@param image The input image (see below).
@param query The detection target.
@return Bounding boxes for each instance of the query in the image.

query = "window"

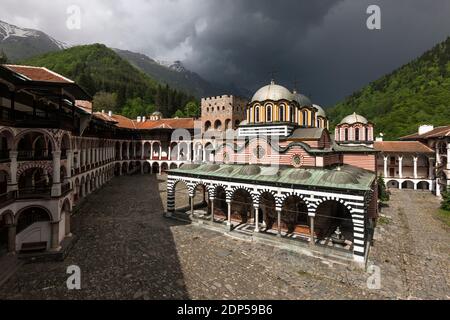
[279,105,285,122]
[355,128,360,141]
[255,106,260,122]
[302,110,308,126]
[289,105,294,122]
[266,105,272,122]
[344,128,349,141]
[365,127,369,141]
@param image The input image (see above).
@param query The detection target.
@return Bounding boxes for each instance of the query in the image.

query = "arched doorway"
[315,201,354,248]
[280,195,309,235]
[260,192,276,231]
[387,180,399,189]
[161,162,168,174]
[230,189,252,224]
[143,162,151,174]
[401,180,414,190]
[152,162,160,174]
[16,206,52,252]
[417,181,429,190]
[212,186,227,221]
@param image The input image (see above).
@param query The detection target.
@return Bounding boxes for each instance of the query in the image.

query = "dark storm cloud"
[1,0,449,105]
[184,0,450,105]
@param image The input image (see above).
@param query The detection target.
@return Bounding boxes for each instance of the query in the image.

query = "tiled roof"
[135,118,195,130]
[374,141,434,153]
[92,112,195,130]
[400,126,450,140]
[4,64,74,83]
[289,128,324,140]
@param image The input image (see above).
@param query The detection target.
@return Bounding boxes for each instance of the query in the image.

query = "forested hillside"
[328,37,450,139]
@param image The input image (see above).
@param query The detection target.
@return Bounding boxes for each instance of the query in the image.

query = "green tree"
[377,176,390,202]
[93,91,118,112]
[121,97,155,119]
[0,50,8,64]
[184,101,200,117]
[441,187,450,211]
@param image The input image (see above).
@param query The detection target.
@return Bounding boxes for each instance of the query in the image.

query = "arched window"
[365,127,369,141]
[355,128,360,141]
[279,105,285,122]
[266,105,272,122]
[344,128,349,141]
[255,106,260,122]
[302,110,308,126]
[289,105,294,122]
[317,119,321,128]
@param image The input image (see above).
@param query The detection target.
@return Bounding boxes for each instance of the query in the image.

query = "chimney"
[375,133,384,142]
[142,116,146,122]
[108,111,113,117]
[101,109,105,114]
[137,116,142,123]
[418,125,434,135]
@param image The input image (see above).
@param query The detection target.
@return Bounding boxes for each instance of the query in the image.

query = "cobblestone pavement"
[370,190,450,299]
[0,176,448,299]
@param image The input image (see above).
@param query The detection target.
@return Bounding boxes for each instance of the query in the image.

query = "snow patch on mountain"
[0,20,66,49]
[155,59,188,73]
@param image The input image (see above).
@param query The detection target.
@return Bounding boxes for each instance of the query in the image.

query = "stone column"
[227,200,232,226]
[436,146,440,165]
[254,205,260,232]
[141,142,145,160]
[203,148,206,163]
[67,150,73,178]
[276,208,282,237]
[65,211,72,237]
[159,145,162,160]
[150,143,153,160]
[8,224,16,253]
[398,156,403,178]
[413,156,418,179]
[190,195,194,215]
[309,216,315,245]
[9,151,18,191]
[383,156,388,177]
[52,151,61,197]
[126,143,130,160]
[210,197,215,222]
[428,158,434,179]
[50,221,61,251]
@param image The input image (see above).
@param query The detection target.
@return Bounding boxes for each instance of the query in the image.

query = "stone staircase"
[0,254,24,288]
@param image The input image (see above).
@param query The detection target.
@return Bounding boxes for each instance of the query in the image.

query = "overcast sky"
[1,0,449,106]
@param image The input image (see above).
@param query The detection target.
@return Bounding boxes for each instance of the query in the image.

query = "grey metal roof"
[313,104,327,118]
[251,81,293,102]
[339,112,368,125]
[289,128,325,140]
[292,92,312,107]
[170,163,376,192]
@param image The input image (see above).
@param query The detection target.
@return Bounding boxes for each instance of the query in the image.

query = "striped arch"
[277,191,311,210]
[229,185,258,204]
[190,181,211,198]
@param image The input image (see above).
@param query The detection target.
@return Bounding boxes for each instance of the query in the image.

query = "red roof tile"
[400,125,450,140]
[92,112,195,130]
[4,64,73,83]
[374,141,434,153]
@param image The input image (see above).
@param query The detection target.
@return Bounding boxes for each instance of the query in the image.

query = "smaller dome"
[200,164,221,172]
[180,163,200,170]
[251,80,293,102]
[339,112,368,125]
[288,170,312,180]
[313,104,326,118]
[238,165,261,176]
[152,111,163,116]
[322,169,359,185]
[293,91,312,107]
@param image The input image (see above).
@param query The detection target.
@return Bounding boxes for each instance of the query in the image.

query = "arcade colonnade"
[166,176,371,263]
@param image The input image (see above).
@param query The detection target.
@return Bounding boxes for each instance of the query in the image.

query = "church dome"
[339,112,368,125]
[292,91,312,107]
[313,104,326,118]
[251,80,293,102]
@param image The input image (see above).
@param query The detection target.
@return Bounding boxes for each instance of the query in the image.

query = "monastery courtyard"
[0,175,448,300]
